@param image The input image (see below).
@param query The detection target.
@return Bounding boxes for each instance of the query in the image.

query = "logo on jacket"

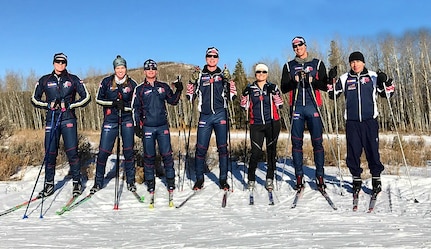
[158,87,165,94]
[360,77,370,85]
[63,81,72,88]
[144,89,152,95]
[47,82,57,88]
[123,87,131,93]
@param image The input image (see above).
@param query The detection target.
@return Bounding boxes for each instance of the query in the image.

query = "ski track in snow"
[1,156,431,249]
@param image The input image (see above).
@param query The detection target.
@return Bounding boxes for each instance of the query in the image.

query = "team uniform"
[94,75,137,191]
[132,79,181,191]
[281,57,328,187]
[187,65,237,189]
[240,81,283,188]
[31,69,90,196]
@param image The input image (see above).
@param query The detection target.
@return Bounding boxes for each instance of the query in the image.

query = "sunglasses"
[293,43,305,48]
[54,60,67,64]
[255,71,268,74]
[206,54,219,58]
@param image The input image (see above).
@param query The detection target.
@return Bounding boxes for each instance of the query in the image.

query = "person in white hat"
[240,63,283,191]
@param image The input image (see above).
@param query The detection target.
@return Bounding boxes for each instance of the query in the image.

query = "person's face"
[350,60,365,74]
[255,70,268,82]
[144,68,157,79]
[114,66,127,79]
[205,53,219,67]
[293,42,307,58]
[53,59,67,73]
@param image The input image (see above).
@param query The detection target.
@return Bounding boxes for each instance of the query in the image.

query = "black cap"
[349,51,365,63]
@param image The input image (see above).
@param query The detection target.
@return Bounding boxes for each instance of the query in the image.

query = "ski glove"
[174,81,183,92]
[272,94,283,109]
[112,99,125,111]
[228,80,237,101]
[240,95,249,110]
[186,82,196,102]
[376,71,388,89]
[328,66,337,83]
[134,126,143,138]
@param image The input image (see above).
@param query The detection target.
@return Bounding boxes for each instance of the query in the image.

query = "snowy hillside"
[1,156,431,248]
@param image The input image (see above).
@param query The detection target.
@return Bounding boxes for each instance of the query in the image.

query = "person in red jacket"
[240,63,283,191]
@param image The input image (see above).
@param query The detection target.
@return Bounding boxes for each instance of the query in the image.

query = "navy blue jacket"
[280,57,328,107]
[332,68,385,121]
[196,66,228,115]
[132,79,181,127]
[31,70,91,121]
[96,75,137,123]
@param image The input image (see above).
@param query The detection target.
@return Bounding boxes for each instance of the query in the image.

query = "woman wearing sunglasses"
[240,63,283,192]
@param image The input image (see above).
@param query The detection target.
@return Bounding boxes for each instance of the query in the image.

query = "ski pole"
[332,73,344,195]
[114,90,123,210]
[243,95,249,191]
[382,77,418,203]
[23,110,62,219]
[308,74,344,195]
[175,75,183,190]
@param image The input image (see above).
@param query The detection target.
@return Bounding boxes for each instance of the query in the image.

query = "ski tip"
[414,199,419,203]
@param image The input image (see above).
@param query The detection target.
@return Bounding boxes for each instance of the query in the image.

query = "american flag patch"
[220,120,227,125]
[66,123,74,128]
[164,130,169,134]
[313,112,320,117]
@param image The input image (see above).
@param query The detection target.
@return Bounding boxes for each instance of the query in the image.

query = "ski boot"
[316,176,326,192]
[72,180,82,197]
[193,178,204,190]
[265,179,274,191]
[372,177,382,194]
[219,179,230,190]
[247,180,255,190]
[167,178,175,191]
[295,175,304,190]
[37,181,54,198]
[127,182,137,192]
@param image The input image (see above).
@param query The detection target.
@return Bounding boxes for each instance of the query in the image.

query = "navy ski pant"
[95,120,135,187]
[291,104,324,178]
[44,117,81,183]
[194,111,229,182]
[141,124,175,181]
[345,119,384,177]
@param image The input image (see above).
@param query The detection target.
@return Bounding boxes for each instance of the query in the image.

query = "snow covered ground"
[1,156,431,249]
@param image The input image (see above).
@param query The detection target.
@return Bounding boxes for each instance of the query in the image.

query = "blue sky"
[1,0,430,80]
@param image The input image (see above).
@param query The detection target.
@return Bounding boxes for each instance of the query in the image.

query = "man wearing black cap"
[31,52,91,198]
[132,59,183,194]
[280,36,330,192]
[328,51,395,203]
[91,55,138,194]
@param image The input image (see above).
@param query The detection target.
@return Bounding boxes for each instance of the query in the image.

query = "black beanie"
[349,51,365,63]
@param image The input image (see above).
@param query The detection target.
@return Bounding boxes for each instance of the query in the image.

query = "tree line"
[0,30,430,134]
